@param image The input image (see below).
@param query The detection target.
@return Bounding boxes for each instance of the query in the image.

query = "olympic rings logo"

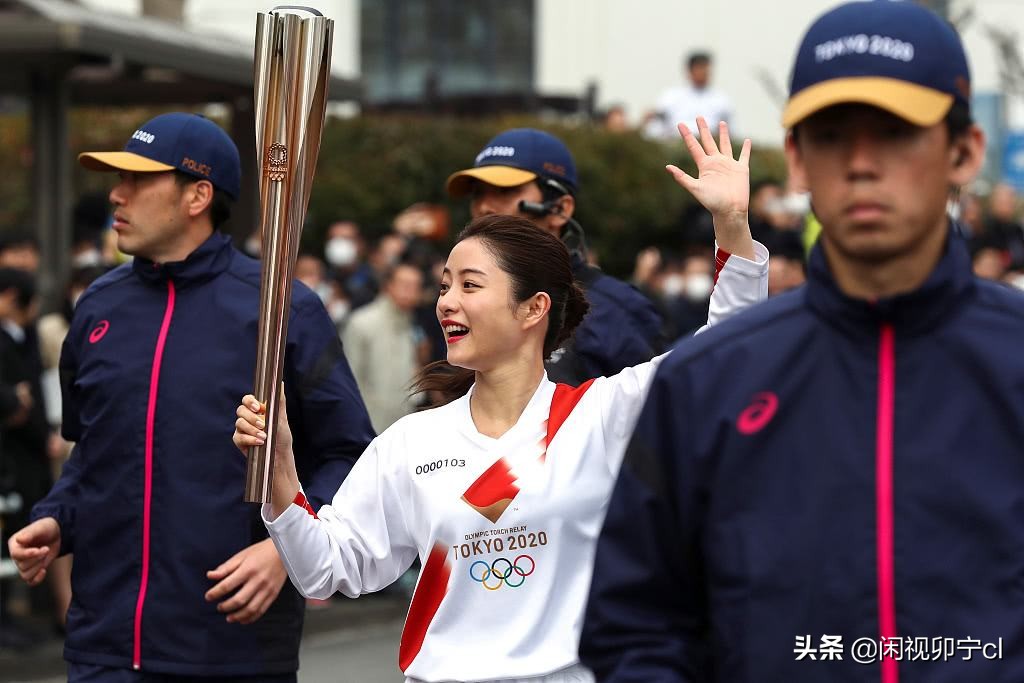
[469,555,535,590]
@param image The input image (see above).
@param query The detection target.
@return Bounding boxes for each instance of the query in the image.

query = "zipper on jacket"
[876,323,898,683]
[133,279,176,670]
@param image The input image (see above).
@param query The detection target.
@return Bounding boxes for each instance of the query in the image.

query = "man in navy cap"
[582,2,1024,681]
[446,128,664,385]
[7,113,375,681]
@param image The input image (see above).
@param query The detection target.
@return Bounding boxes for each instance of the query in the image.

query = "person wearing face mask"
[659,253,716,340]
[324,229,358,268]
[324,220,378,311]
[323,275,354,330]
[70,193,113,270]
[293,251,352,329]
[683,267,715,303]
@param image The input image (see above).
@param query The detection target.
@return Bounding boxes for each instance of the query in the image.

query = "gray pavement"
[0,594,408,683]
[298,618,404,683]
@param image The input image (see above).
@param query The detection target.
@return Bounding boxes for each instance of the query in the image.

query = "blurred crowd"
[959,182,1024,288]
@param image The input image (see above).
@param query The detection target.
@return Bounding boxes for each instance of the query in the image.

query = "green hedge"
[306,115,786,276]
[0,111,786,278]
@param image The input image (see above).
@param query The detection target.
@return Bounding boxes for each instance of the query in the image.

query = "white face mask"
[661,274,686,299]
[244,236,261,257]
[327,300,350,324]
[325,237,358,267]
[71,248,102,269]
[780,192,811,214]
[314,282,333,304]
[767,192,811,216]
[684,272,714,302]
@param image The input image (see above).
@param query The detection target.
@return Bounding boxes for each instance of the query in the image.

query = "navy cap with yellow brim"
[446,166,539,198]
[782,76,954,129]
[78,151,176,174]
[77,112,241,199]
[446,128,578,199]
[782,1,970,129]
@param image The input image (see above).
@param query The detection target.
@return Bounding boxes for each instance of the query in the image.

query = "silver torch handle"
[246,7,333,503]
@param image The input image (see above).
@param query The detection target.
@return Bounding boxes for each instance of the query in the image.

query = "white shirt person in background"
[645,51,734,141]
[232,120,767,683]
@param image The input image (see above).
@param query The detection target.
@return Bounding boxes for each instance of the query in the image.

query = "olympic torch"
[245,6,333,503]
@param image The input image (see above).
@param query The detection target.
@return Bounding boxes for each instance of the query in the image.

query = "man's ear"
[556,193,575,219]
[0,288,16,315]
[184,179,215,219]
[545,194,576,231]
[949,124,986,188]
[784,131,808,192]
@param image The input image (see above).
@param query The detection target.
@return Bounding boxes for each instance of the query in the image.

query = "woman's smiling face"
[437,237,534,372]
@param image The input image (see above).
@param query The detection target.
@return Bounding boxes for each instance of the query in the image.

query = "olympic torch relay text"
[453,526,550,560]
[794,635,1004,663]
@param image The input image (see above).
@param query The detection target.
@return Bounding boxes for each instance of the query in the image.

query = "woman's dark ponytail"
[550,281,588,355]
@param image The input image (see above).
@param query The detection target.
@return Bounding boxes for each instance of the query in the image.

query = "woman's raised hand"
[667,117,755,260]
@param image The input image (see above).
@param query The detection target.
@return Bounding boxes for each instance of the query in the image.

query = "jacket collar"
[132,231,234,288]
[805,225,975,337]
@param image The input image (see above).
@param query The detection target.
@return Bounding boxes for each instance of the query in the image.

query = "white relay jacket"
[265,243,769,682]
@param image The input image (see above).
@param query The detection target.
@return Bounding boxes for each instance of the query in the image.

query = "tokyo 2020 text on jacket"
[31,232,376,677]
[582,229,1024,683]
[263,243,769,682]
